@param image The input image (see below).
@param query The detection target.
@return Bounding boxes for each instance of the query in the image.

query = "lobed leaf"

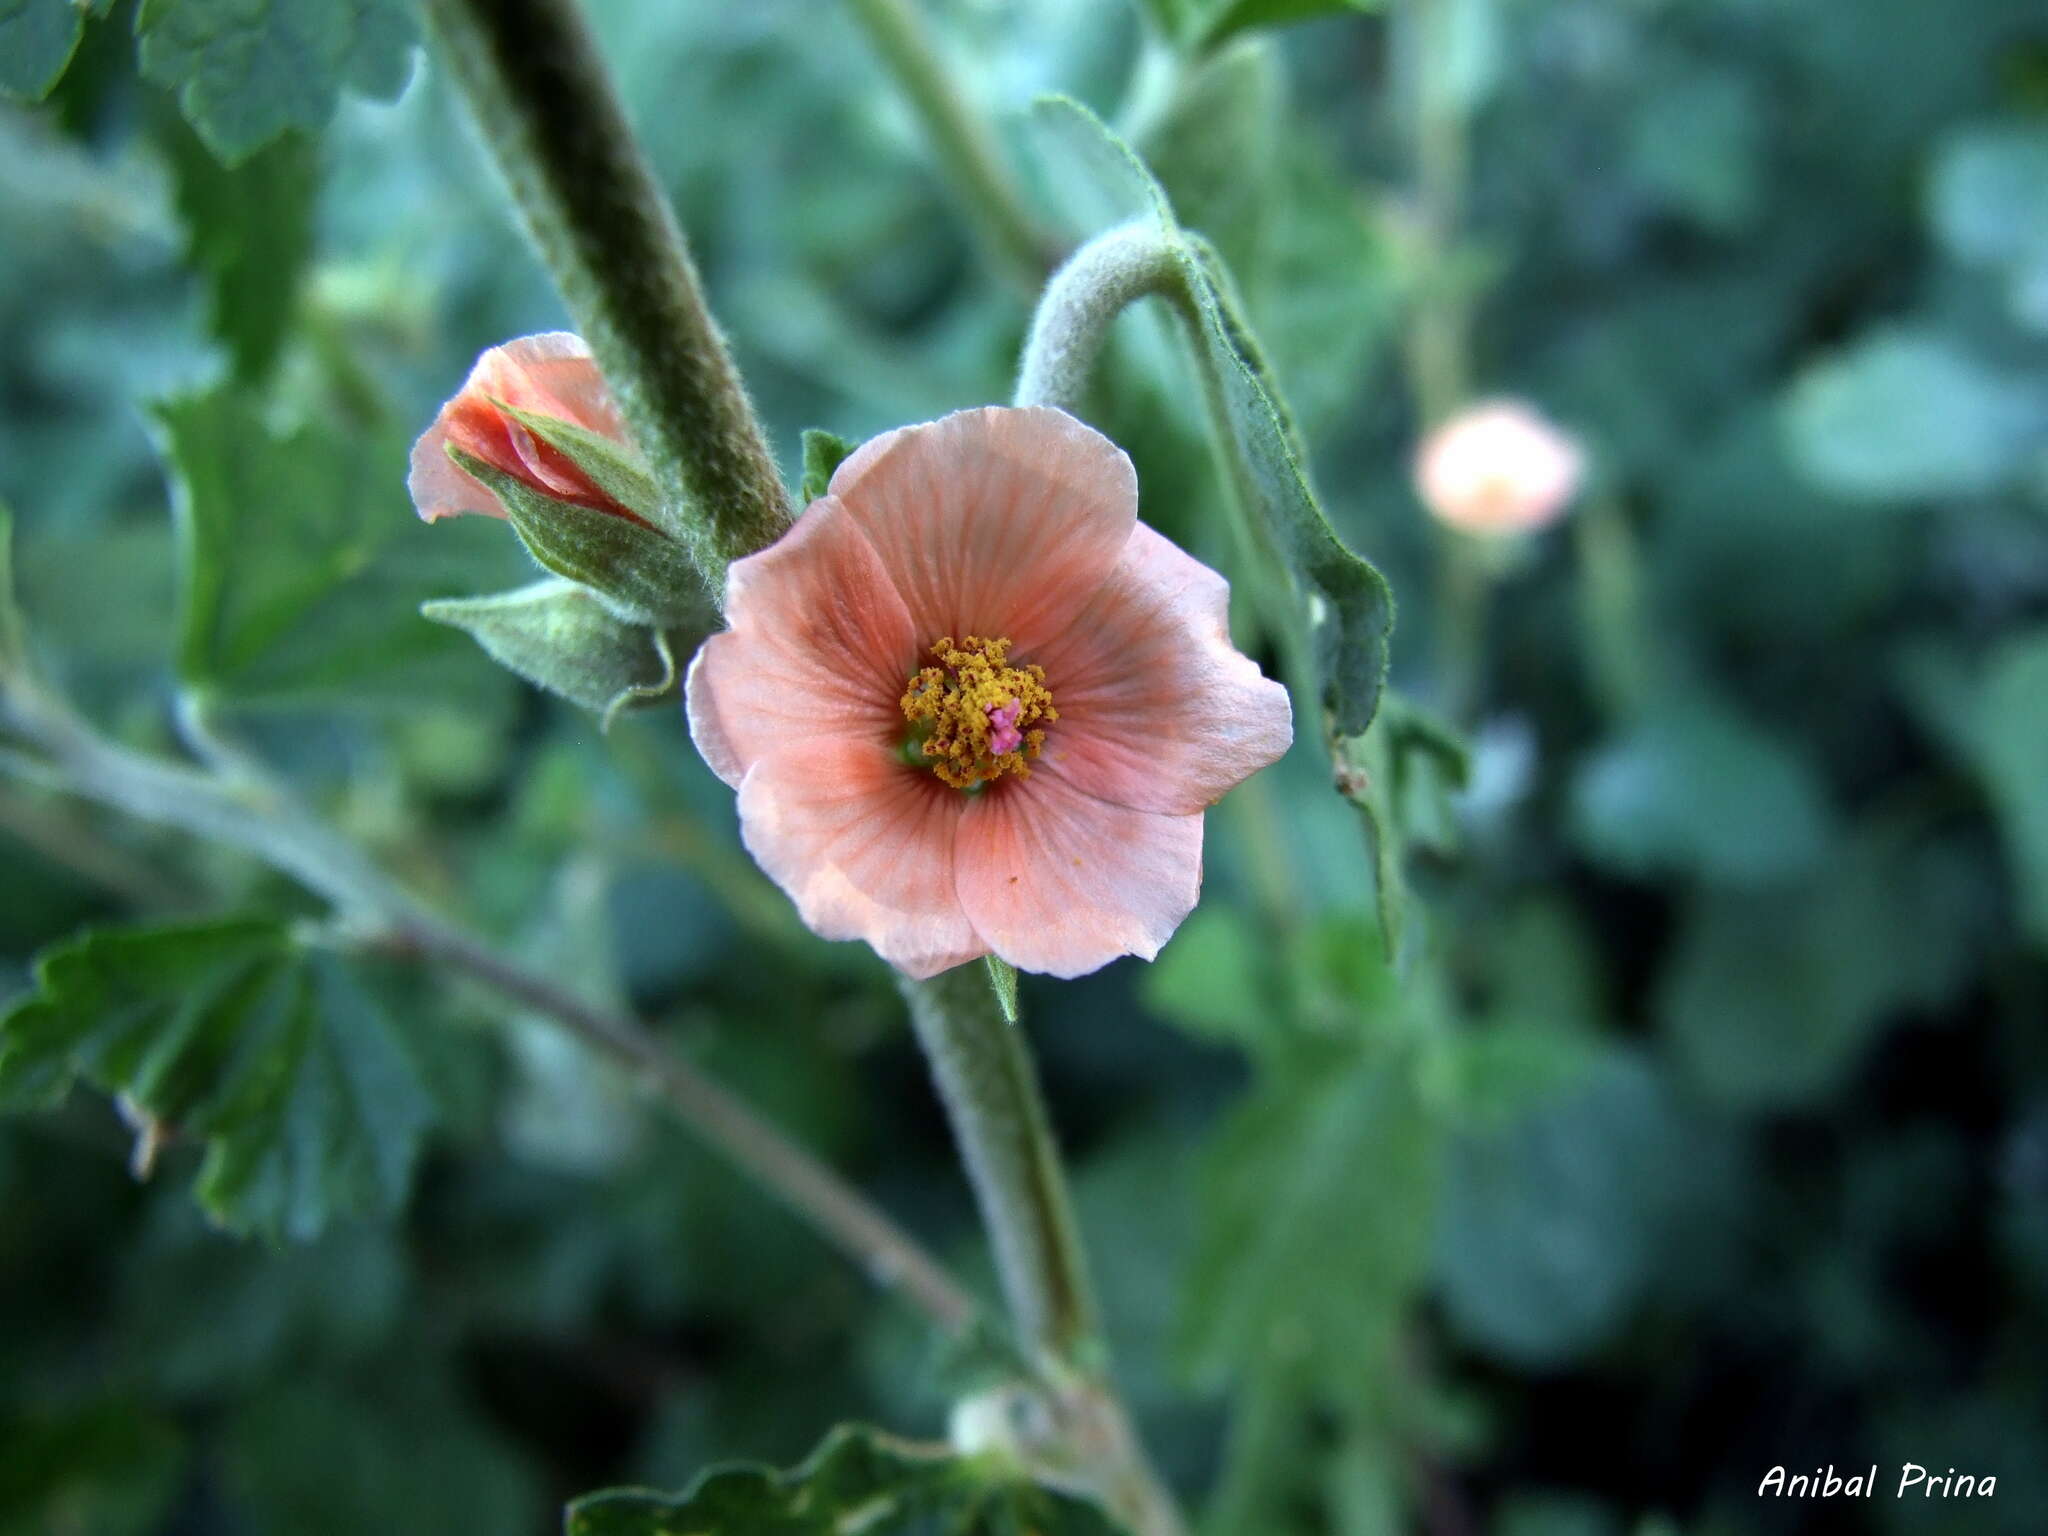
[0,918,434,1241]
[135,0,416,163]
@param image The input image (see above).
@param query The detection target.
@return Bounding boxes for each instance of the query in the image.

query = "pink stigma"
[986,699,1024,755]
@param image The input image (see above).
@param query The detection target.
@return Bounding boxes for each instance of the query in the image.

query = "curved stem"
[844,0,1054,285]
[1014,221,1182,413]
[0,683,974,1334]
[418,0,792,591]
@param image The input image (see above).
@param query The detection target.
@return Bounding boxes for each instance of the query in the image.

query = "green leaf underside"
[450,447,706,627]
[1027,95,1393,741]
[494,401,662,523]
[0,918,433,1241]
[153,383,521,712]
[422,579,676,718]
[567,1422,1126,1536]
[135,0,417,163]
[0,0,91,99]
[799,428,859,506]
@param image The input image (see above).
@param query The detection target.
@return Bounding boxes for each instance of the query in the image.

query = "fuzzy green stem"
[845,0,1054,285]
[898,966,1096,1364]
[418,0,791,591]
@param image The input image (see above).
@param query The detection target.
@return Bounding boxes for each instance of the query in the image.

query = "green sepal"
[492,401,662,525]
[448,446,706,627]
[984,955,1022,1025]
[799,428,859,506]
[567,1421,1126,1535]
[421,578,679,725]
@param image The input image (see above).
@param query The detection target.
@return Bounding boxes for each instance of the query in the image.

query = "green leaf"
[0,918,434,1240]
[0,0,98,99]
[222,1370,544,1536]
[1656,837,1983,1110]
[1929,124,2048,332]
[1182,1036,1439,1395]
[1782,327,2048,502]
[0,502,28,680]
[152,383,523,713]
[1569,686,1837,885]
[157,111,316,381]
[799,428,858,505]
[135,0,417,163]
[0,1401,186,1536]
[982,955,1021,1026]
[452,448,708,628]
[1944,630,2048,948]
[1193,0,1376,53]
[1145,905,1268,1045]
[422,579,679,721]
[1435,1052,1680,1366]
[1028,95,1394,740]
[567,1422,1125,1536]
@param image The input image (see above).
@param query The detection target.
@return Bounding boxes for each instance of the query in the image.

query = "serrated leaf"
[1192,0,1376,53]
[152,384,522,713]
[451,448,706,628]
[568,1422,1125,1536]
[157,110,316,381]
[0,0,96,99]
[135,0,417,163]
[422,579,677,719]
[799,428,858,505]
[0,918,434,1240]
[1028,95,1393,741]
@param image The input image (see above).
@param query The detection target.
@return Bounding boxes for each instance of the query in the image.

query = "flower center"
[900,635,1056,790]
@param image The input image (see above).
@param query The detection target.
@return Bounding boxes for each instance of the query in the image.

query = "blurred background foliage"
[2,0,2047,1532]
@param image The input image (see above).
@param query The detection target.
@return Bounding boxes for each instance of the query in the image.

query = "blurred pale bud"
[1413,399,1585,535]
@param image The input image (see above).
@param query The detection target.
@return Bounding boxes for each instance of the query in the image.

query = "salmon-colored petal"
[687,498,920,787]
[826,406,1137,652]
[737,740,983,979]
[1029,524,1292,815]
[955,774,1203,979]
[408,332,626,523]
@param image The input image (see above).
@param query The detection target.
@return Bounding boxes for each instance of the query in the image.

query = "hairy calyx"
[901,635,1056,789]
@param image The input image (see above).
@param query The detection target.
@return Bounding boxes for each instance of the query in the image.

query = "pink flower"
[686,406,1293,980]
[409,332,642,524]
[1413,398,1584,535]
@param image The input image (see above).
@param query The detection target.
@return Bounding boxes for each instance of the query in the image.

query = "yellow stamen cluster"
[900,635,1056,789]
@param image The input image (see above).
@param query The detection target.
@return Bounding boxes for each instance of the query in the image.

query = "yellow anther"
[900,635,1056,789]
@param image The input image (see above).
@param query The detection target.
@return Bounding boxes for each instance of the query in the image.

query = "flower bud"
[409,332,651,525]
[1413,399,1584,535]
